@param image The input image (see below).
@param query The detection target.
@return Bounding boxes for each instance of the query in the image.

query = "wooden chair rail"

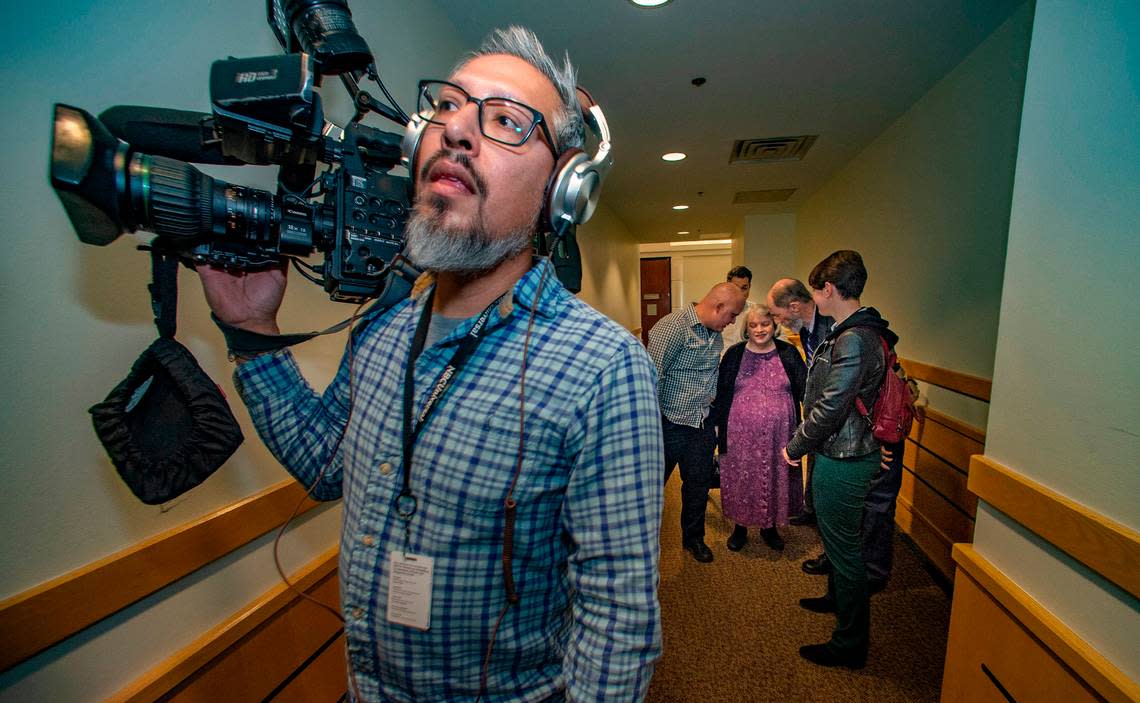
[968,455,1140,600]
[899,357,992,402]
[0,480,322,673]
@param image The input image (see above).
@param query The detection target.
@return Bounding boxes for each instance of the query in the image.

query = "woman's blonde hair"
[746,303,775,327]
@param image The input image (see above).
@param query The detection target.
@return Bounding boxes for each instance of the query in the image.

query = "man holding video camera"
[198,26,662,702]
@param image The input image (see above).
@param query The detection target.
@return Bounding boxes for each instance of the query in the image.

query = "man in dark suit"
[768,277,906,593]
[767,278,833,537]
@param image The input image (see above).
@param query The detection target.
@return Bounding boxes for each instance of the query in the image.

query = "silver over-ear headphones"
[400,87,612,233]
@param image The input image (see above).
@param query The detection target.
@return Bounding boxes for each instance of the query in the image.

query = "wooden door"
[639,257,672,345]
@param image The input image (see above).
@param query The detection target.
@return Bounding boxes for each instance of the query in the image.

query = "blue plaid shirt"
[234,259,663,702]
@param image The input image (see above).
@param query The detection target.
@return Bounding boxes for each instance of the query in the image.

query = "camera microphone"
[98,105,239,166]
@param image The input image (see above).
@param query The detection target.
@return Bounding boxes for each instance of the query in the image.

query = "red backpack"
[855,335,918,444]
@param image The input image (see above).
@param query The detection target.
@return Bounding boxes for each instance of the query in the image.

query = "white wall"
[0,2,463,699]
[741,213,797,295]
[793,3,1034,428]
[577,203,642,332]
[640,242,734,312]
[976,0,1140,679]
[677,253,733,307]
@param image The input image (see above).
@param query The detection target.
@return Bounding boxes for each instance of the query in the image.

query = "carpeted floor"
[647,474,953,703]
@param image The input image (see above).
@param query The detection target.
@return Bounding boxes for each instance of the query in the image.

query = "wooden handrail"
[899,357,992,402]
[0,480,324,672]
[969,455,1140,600]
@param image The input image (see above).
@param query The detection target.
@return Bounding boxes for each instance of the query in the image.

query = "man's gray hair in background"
[455,26,586,154]
[770,278,813,308]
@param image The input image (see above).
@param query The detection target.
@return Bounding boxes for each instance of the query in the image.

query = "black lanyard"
[395,290,503,525]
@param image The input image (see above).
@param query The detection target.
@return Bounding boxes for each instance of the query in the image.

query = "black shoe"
[759,527,785,551]
[789,512,817,527]
[684,540,714,563]
[868,579,887,595]
[798,643,866,669]
[798,596,837,613]
[801,553,832,575]
[726,526,748,552]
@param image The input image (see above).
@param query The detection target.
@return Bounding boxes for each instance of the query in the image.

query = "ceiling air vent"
[729,135,818,164]
[733,189,796,204]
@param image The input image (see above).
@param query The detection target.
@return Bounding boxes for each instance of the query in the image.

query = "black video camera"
[49,0,412,303]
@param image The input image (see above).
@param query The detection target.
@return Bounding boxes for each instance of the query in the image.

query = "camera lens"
[126,154,277,245]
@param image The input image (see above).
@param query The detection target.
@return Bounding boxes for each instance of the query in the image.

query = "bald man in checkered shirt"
[648,282,746,563]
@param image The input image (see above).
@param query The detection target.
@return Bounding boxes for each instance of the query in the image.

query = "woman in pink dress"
[711,305,807,551]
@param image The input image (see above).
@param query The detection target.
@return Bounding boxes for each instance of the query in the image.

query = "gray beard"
[403,197,533,275]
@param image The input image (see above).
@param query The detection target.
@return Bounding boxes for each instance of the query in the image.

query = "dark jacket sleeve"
[776,339,808,426]
[786,330,871,460]
[711,343,744,455]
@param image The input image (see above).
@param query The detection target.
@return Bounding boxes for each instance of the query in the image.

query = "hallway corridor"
[649,474,952,702]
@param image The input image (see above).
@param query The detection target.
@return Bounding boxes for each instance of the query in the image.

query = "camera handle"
[340,69,408,127]
[211,254,422,357]
[148,247,182,340]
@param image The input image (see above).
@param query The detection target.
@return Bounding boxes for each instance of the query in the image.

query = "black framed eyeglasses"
[415,79,558,157]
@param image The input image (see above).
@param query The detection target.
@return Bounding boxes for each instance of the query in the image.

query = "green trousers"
[812,450,881,657]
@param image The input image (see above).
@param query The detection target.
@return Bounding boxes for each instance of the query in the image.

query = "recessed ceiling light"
[629,0,672,6]
[672,205,689,210]
[661,152,686,162]
[677,231,690,235]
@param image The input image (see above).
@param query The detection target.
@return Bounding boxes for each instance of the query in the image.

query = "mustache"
[418,149,488,195]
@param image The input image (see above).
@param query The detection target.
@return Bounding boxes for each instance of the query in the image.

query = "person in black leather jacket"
[782,250,896,669]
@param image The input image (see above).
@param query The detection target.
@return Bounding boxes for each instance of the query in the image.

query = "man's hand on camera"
[196,262,287,335]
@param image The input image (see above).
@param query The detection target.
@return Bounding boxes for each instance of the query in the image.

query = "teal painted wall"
[794,3,1034,427]
[977,0,1140,680]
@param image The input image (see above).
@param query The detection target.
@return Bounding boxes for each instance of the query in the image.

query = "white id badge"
[386,552,434,631]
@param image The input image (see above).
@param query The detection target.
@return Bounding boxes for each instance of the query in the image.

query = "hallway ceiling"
[432,0,1024,242]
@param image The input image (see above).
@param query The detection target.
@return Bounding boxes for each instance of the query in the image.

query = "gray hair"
[455,26,586,154]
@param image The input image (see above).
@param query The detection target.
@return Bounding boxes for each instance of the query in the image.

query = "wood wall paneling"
[110,548,341,703]
[899,471,975,544]
[947,544,1139,703]
[904,441,976,517]
[165,572,342,702]
[895,403,984,578]
[910,410,985,473]
[269,634,348,703]
[941,562,1105,703]
[894,497,957,580]
[921,407,986,444]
